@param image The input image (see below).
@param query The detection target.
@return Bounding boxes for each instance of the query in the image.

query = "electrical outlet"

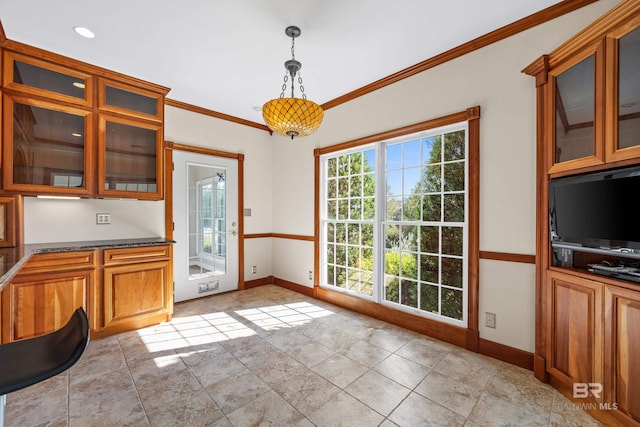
[486,312,496,329]
[96,213,111,224]
[308,270,313,280]
[252,265,257,274]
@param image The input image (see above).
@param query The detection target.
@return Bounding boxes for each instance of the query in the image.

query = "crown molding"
[321,0,598,110]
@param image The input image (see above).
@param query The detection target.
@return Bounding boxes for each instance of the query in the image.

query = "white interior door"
[173,150,239,302]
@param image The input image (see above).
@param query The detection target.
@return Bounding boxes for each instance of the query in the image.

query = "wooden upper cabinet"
[98,114,163,200]
[547,41,604,174]
[96,79,165,200]
[525,3,640,176]
[1,44,169,199]
[2,94,94,196]
[2,51,93,107]
[98,78,163,122]
[605,15,640,163]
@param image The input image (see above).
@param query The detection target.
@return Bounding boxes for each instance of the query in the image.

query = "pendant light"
[262,26,324,139]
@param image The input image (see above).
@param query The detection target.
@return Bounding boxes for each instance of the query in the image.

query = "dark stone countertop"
[0,237,174,291]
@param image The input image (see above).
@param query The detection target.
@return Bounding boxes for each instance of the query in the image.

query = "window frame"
[314,106,480,334]
[320,123,469,326]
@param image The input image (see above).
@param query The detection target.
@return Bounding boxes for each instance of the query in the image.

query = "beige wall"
[268,0,619,352]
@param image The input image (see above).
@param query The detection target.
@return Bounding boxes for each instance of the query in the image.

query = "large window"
[321,122,468,326]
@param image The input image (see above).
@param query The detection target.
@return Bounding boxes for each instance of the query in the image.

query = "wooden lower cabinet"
[547,269,640,426]
[547,270,603,392]
[1,271,93,342]
[605,285,640,425]
[0,244,173,343]
[1,250,97,343]
[95,245,172,337]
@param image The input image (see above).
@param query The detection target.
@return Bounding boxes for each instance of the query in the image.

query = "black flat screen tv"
[548,165,640,256]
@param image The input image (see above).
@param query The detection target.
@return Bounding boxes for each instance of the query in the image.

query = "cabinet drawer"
[19,250,97,274]
[103,245,170,265]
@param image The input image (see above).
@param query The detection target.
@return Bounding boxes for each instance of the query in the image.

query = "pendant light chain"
[279,74,288,98]
[276,31,308,100]
[291,34,308,100]
[298,73,306,100]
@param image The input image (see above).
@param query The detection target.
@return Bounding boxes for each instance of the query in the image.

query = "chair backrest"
[0,307,90,395]
[48,307,90,371]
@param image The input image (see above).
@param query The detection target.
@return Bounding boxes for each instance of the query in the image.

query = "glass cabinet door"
[549,43,604,173]
[2,96,93,195]
[2,51,92,107]
[606,21,640,161]
[98,79,162,121]
[617,27,640,149]
[98,115,163,199]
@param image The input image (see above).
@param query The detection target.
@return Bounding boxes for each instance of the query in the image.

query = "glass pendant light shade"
[263,26,323,139]
[262,97,324,139]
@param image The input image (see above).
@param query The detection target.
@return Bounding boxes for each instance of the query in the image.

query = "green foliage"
[401,280,418,308]
[444,130,465,161]
[442,288,463,320]
[385,278,399,303]
[385,251,417,279]
[420,284,438,313]
[203,239,212,253]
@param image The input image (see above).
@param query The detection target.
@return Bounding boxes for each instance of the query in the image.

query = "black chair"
[0,307,89,427]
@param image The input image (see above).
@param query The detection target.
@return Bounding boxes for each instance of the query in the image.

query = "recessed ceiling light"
[621,101,638,109]
[73,26,95,39]
[252,106,262,111]
[71,132,82,137]
[73,82,85,89]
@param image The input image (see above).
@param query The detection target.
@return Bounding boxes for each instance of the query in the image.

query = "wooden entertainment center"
[524,1,640,425]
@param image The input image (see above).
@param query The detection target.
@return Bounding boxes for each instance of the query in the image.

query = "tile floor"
[5,285,603,426]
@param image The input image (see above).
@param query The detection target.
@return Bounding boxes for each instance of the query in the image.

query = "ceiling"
[1,0,565,125]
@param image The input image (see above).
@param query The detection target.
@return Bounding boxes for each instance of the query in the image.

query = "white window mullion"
[373,141,385,304]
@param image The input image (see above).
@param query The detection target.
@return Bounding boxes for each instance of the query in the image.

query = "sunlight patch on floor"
[136,299,335,367]
[235,301,335,331]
